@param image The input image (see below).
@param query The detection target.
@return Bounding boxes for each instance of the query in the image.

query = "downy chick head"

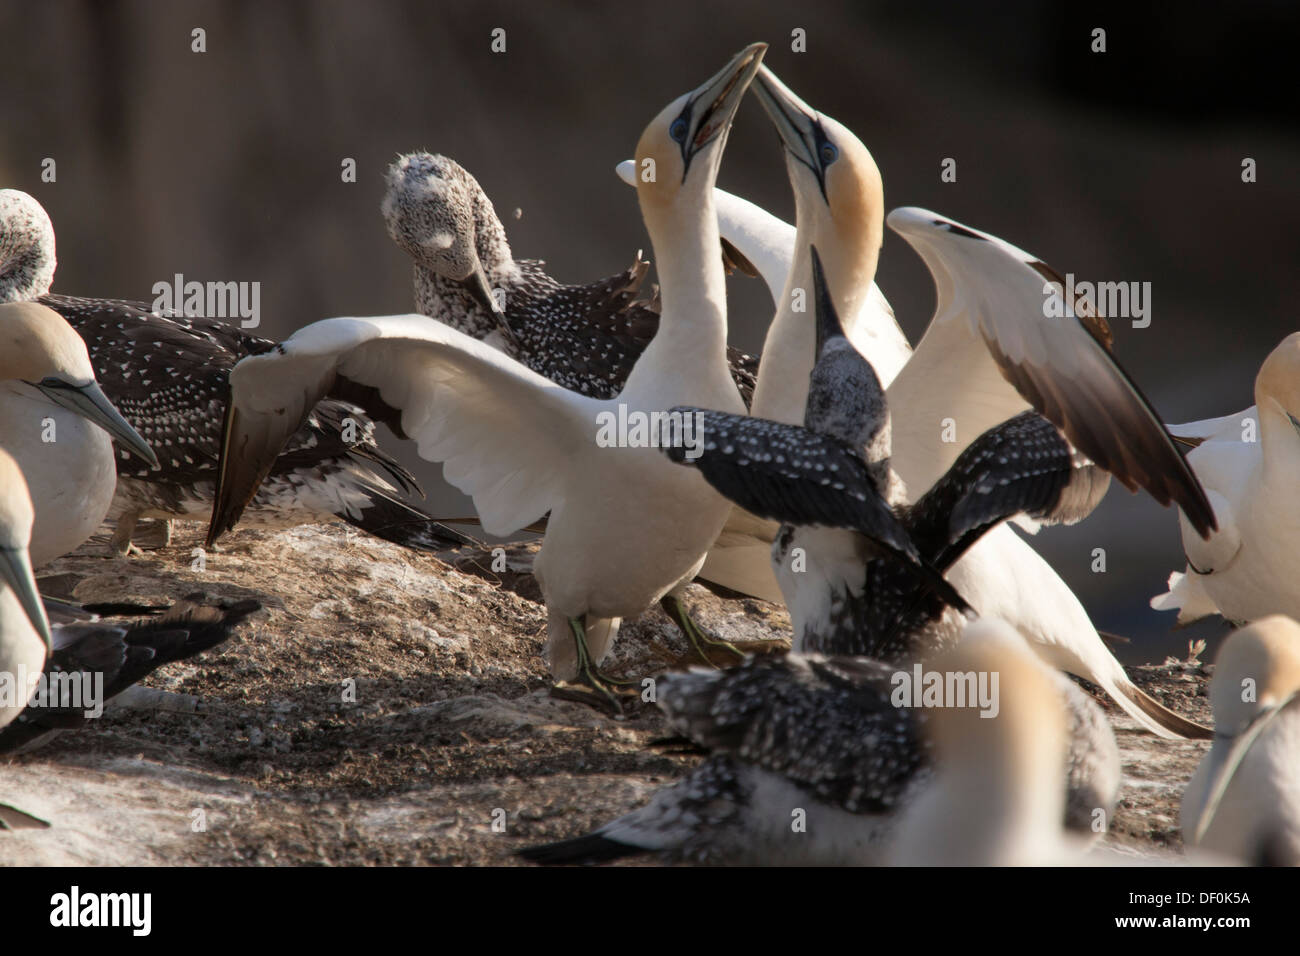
[0,189,56,302]
[382,152,513,308]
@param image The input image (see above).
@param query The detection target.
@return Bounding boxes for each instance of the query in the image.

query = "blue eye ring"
[670,118,689,143]
[819,141,839,165]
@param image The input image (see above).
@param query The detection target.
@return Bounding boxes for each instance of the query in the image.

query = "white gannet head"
[1254,332,1300,439]
[381,152,514,314]
[633,43,766,223]
[0,189,57,303]
[1210,615,1300,735]
[893,618,1071,865]
[751,66,884,311]
[0,447,51,649]
[0,301,159,467]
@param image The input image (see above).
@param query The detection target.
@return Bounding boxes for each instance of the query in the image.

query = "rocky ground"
[0,521,1213,866]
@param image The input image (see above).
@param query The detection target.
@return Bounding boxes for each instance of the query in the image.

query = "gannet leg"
[134,518,174,550]
[659,594,745,667]
[550,616,638,716]
[109,513,140,556]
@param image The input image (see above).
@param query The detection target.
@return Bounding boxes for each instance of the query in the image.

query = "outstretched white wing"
[885,207,1215,538]
[211,315,604,541]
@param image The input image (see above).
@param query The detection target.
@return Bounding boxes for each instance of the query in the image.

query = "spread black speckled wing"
[860,412,1111,659]
[665,406,966,609]
[909,410,1111,570]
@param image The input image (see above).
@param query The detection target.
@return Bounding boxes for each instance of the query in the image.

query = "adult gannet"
[0,301,158,566]
[0,448,51,830]
[0,591,261,755]
[382,153,759,402]
[1152,335,1300,626]
[0,188,471,555]
[1181,615,1300,865]
[206,45,769,710]
[518,618,1112,865]
[888,619,1079,865]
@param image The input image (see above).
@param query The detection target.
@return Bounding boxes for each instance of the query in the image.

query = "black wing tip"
[516,832,646,866]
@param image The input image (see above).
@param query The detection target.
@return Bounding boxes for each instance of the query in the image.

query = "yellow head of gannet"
[0,301,158,467]
[1254,332,1300,450]
[0,447,51,650]
[1184,615,1300,858]
[750,65,883,318]
[1211,615,1300,734]
[892,618,1071,865]
[633,43,767,229]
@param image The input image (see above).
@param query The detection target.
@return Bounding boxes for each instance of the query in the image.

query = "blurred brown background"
[3,0,1297,661]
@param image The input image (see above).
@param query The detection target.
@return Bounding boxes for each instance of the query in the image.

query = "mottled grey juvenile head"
[0,189,56,302]
[804,245,891,469]
[381,153,517,313]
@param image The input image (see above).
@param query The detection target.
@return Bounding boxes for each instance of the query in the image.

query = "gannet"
[888,619,1079,865]
[518,619,1113,865]
[0,591,261,755]
[382,153,759,402]
[1152,334,1300,626]
[670,248,1104,658]
[0,448,51,830]
[635,69,1221,734]
[206,45,769,710]
[0,188,472,555]
[1181,615,1300,865]
[0,301,158,566]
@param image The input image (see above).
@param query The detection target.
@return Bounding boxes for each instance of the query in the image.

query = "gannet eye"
[820,142,839,165]
[670,118,689,143]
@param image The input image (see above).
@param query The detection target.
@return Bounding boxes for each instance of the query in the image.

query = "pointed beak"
[0,544,51,651]
[810,245,845,356]
[752,65,824,188]
[681,42,767,172]
[459,257,521,349]
[33,378,160,469]
[1192,688,1300,845]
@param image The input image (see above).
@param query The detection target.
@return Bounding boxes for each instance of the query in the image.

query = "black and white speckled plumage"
[1,190,472,553]
[816,411,1111,661]
[664,248,1107,660]
[382,152,758,404]
[0,593,261,754]
[37,294,473,553]
[520,648,1117,864]
[520,653,932,865]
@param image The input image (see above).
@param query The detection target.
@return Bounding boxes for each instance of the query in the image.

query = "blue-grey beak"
[33,377,159,468]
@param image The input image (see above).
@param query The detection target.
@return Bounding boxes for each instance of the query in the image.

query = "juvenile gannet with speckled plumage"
[518,618,1113,865]
[1181,615,1300,865]
[1153,335,1300,627]
[206,45,768,711]
[382,153,759,403]
[0,188,472,556]
[0,301,158,566]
